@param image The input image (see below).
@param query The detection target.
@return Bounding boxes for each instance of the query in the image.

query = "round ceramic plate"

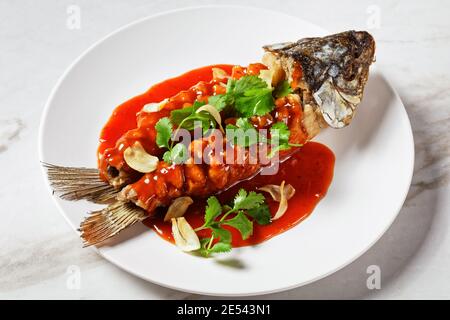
[39,6,414,296]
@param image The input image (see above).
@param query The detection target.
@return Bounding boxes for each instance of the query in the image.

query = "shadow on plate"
[215,258,246,270]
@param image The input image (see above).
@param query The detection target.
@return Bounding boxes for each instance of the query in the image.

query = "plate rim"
[38,5,415,296]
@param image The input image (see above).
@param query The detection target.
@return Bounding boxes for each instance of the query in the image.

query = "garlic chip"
[142,99,168,113]
[259,183,296,202]
[259,181,295,220]
[123,141,159,173]
[212,68,229,80]
[196,104,224,133]
[164,197,194,222]
[171,217,200,252]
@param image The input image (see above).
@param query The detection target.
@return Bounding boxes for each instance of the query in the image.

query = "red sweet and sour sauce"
[98,65,335,247]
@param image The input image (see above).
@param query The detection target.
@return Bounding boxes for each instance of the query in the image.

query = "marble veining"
[0,233,101,292]
[0,119,24,153]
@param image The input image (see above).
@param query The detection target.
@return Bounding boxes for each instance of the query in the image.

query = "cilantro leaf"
[233,189,265,210]
[267,121,303,158]
[233,75,267,93]
[209,241,232,253]
[233,189,248,209]
[204,196,222,226]
[226,118,259,147]
[235,117,255,130]
[162,151,172,163]
[170,101,212,132]
[226,78,237,92]
[211,226,232,243]
[170,100,205,121]
[199,238,232,256]
[222,211,253,240]
[193,100,207,108]
[247,203,271,225]
[170,107,195,125]
[155,117,173,149]
[161,140,188,165]
[270,122,290,145]
[196,188,272,256]
[198,237,232,256]
[209,75,275,117]
[208,95,229,112]
[198,238,213,257]
[235,87,274,117]
[185,114,213,131]
[170,143,188,164]
[274,80,292,98]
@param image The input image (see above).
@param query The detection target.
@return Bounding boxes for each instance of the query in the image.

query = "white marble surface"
[1,0,449,299]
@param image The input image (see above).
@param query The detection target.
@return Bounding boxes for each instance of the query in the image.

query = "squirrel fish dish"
[45,30,375,255]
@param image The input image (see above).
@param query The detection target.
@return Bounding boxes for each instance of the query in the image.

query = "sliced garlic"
[212,68,229,80]
[171,217,200,252]
[196,104,224,133]
[164,196,194,222]
[259,181,294,220]
[273,181,288,220]
[123,141,159,173]
[142,103,159,113]
[259,182,295,202]
[142,99,168,113]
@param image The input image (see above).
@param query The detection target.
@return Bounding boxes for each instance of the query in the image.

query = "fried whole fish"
[45,31,375,246]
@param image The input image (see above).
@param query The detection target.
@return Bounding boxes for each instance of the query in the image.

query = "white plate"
[39,6,414,296]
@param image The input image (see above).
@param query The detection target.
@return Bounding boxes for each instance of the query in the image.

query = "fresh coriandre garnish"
[166,143,188,164]
[208,75,275,117]
[246,203,272,225]
[273,80,293,98]
[268,121,302,157]
[159,73,299,161]
[170,101,214,132]
[270,122,291,145]
[155,117,172,149]
[225,119,301,156]
[155,117,188,164]
[233,188,265,210]
[195,189,270,256]
[225,118,259,147]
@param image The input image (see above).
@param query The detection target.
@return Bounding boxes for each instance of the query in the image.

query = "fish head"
[264,31,376,129]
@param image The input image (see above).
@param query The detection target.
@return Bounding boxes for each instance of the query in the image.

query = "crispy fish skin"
[263,31,375,128]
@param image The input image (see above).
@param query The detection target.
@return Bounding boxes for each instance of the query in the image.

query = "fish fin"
[42,162,118,204]
[79,201,147,247]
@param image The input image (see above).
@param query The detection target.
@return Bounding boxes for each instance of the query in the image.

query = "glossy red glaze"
[98,64,335,247]
[148,142,334,247]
